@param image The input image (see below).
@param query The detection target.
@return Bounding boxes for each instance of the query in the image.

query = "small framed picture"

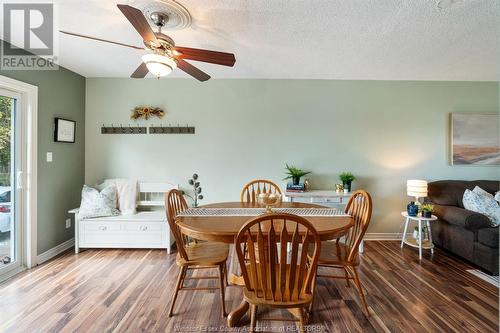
[54,118,76,143]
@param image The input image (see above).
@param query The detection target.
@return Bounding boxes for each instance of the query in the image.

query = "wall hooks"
[101,124,147,134]
[149,125,195,134]
[101,124,195,134]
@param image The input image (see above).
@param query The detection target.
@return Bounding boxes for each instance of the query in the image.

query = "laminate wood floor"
[0,241,497,333]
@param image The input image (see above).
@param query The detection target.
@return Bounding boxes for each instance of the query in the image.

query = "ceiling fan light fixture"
[141,53,177,77]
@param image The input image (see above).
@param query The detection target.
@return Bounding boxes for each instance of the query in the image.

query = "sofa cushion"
[430,219,475,262]
[474,242,499,275]
[433,204,491,230]
[463,189,500,227]
[428,180,499,208]
[477,228,499,249]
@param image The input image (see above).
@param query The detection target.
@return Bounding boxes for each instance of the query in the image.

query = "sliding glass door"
[0,89,21,275]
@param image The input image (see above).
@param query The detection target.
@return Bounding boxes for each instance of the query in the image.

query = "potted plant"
[420,203,434,218]
[185,173,204,207]
[413,225,428,244]
[283,164,311,185]
[339,172,355,192]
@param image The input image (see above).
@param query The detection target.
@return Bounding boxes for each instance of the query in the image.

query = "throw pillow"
[78,185,120,219]
[495,191,500,204]
[99,179,137,215]
[463,189,500,227]
[473,186,494,199]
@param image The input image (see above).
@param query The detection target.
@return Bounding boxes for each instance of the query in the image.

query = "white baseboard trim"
[364,233,408,240]
[37,238,74,265]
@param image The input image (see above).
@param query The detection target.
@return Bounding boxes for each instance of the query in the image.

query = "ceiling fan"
[60,4,235,81]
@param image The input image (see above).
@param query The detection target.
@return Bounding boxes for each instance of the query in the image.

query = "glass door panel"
[0,91,18,273]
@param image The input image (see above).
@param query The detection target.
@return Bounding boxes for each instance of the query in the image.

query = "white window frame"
[0,75,37,281]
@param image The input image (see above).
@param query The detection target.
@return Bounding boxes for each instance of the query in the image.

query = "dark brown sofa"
[427,180,499,275]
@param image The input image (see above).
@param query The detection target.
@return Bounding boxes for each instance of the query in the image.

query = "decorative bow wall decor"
[130,106,165,120]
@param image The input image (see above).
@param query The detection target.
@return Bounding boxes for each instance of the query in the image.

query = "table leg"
[227,300,249,327]
[418,220,422,260]
[401,217,409,248]
[427,220,434,254]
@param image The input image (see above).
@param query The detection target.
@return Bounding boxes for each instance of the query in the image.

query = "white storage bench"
[69,182,178,254]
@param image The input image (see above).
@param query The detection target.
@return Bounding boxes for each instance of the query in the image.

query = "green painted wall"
[1,52,85,254]
[85,79,499,235]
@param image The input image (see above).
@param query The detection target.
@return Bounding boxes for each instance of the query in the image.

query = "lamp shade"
[407,180,428,198]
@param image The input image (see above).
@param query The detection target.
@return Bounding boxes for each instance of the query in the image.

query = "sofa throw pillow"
[78,185,120,220]
[473,186,494,199]
[463,189,500,227]
[495,191,500,204]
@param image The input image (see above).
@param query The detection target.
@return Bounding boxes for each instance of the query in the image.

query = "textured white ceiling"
[39,0,500,79]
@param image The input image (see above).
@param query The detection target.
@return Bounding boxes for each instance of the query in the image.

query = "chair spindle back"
[235,213,321,302]
[343,190,373,262]
[240,179,283,204]
[166,189,190,261]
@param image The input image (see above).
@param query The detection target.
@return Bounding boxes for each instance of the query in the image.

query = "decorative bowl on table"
[257,193,282,213]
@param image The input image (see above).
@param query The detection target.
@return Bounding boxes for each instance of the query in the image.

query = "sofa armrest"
[432,204,491,230]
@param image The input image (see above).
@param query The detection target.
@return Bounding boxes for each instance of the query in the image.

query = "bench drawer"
[123,223,162,232]
[84,222,122,232]
[79,221,168,248]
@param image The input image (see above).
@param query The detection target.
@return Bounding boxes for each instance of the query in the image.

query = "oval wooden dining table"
[176,201,354,327]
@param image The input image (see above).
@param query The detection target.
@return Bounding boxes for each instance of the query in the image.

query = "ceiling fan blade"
[176,59,211,82]
[174,46,236,67]
[131,62,149,78]
[60,31,144,50]
[117,4,158,45]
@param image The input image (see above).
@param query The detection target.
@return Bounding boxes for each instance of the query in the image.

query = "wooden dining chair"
[240,179,283,203]
[308,190,372,316]
[166,189,229,317]
[235,213,321,332]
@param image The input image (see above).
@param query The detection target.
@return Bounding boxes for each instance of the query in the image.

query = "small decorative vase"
[413,227,427,244]
[343,181,352,192]
[413,229,419,243]
[304,178,311,191]
[292,176,301,186]
[407,202,418,217]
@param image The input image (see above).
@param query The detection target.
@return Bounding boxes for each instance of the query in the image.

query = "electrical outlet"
[46,152,53,162]
[65,218,71,229]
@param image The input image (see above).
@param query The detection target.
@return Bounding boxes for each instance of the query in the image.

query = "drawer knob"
[140,226,148,231]
[99,226,107,231]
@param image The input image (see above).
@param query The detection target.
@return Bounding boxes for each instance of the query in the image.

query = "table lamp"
[407,180,428,205]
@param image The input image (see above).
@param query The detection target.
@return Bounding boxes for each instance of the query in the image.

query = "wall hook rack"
[101,124,147,134]
[149,125,195,134]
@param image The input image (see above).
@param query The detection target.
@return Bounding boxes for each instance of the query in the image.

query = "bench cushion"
[84,211,166,222]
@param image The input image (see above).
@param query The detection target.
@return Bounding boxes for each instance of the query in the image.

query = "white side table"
[401,211,437,260]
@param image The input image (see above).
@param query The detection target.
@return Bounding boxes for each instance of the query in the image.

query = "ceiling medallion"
[131,0,191,31]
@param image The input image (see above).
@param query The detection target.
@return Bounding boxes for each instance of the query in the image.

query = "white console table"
[284,190,364,252]
[284,190,352,208]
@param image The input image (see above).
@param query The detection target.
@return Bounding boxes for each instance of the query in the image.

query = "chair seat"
[176,242,229,266]
[242,263,313,308]
[308,241,359,266]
